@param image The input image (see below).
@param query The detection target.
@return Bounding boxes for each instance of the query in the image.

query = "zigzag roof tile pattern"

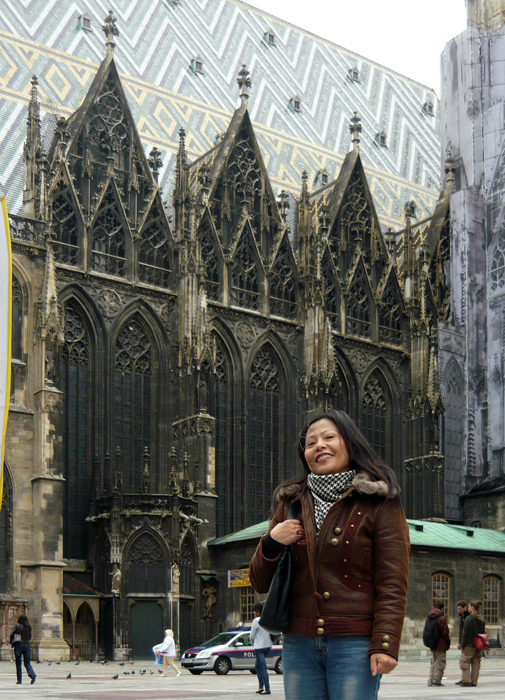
[0,0,441,228]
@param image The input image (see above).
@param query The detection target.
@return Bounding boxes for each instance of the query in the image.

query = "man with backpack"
[459,599,487,687]
[424,599,451,686]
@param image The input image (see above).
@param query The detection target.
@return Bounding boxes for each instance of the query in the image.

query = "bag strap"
[287,500,300,520]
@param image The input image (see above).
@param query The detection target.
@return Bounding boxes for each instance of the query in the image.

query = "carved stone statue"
[111,564,121,594]
[202,584,216,618]
[172,563,180,594]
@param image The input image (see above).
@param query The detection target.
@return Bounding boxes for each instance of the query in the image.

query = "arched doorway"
[129,601,164,659]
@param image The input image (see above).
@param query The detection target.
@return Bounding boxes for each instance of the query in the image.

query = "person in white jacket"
[250,603,273,695]
[153,629,181,677]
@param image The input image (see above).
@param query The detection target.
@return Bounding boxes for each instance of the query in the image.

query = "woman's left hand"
[369,653,397,676]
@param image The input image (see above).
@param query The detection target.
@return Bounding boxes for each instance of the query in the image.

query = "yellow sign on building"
[228,568,251,588]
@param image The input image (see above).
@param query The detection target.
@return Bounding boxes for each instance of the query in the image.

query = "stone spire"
[102,10,119,55]
[349,112,362,152]
[237,64,251,105]
[173,128,189,237]
[23,76,42,218]
[444,145,455,192]
[148,146,163,184]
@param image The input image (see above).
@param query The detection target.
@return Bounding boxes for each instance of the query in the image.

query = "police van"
[181,629,283,675]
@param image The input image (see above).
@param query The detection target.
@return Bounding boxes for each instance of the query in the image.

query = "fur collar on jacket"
[275,471,397,503]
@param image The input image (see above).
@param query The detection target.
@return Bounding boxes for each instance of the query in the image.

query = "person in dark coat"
[454,600,470,685]
[10,614,36,685]
[426,600,450,686]
[250,410,410,700]
[459,600,486,686]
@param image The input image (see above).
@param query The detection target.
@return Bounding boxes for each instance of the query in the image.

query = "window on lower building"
[239,586,255,623]
[483,576,500,624]
[431,573,450,612]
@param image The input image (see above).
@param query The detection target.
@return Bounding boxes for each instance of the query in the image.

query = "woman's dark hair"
[275,410,399,501]
[17,614,31,631]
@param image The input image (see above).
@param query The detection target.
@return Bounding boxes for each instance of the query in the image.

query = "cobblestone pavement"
[0,656,503,699]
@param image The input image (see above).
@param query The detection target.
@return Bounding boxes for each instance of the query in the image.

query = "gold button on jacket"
[322,591,330,600]
[330,538,339,546]
[381,642,390,651]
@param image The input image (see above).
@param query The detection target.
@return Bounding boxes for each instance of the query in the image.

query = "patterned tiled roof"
[0,0,441,226]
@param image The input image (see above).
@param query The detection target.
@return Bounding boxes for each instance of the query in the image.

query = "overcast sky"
[243,0,468,94]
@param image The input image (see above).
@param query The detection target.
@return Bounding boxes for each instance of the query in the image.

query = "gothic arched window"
[230,235,259,310]
[0,468,12,591]
[209,337,231,536]
[270,242,297,319]
[114,320,152,491]
[52,181,79,265]
[346,266,371,339]
[362,371,390,462]
[322,254,339,332]
[127,532,167,594]
[442,360,464,520]
[138,202,170,287]
[60,304,92,560]
[198,221,220,301]
[11,277,22,360]
[91,189,126,276]
[490,237,505,291]
[248,346,280,526]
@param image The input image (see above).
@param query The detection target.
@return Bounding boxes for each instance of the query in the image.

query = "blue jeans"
[282,635,381,700]
[14,643,35,684]
[254,646,271,692]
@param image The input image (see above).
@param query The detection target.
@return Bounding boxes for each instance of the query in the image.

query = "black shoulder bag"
[259,500,300,635]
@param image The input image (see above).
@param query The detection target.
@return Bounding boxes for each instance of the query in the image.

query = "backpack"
[423,615,442,649]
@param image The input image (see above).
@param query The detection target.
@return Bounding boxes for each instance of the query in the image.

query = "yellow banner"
[228,569,251,588]
[0,197,12,513]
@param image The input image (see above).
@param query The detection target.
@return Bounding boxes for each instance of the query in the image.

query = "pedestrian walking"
[250,602,273,694]
[153,629,181,677]
[10,613,36,685]
[424,599,450,686]
[459,599,486,687]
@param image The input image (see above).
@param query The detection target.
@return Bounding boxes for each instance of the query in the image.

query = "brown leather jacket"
[249,472,410,660]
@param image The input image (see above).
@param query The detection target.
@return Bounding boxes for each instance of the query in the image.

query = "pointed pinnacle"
[350,112,361,152]
[102,10,119,54]
[237,64,251,103]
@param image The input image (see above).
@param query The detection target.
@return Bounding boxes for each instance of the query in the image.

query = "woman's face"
[304,418,350,475]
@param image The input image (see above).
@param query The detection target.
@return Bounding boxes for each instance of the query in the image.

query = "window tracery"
[362,372,388,461]
[52,181,79,265]
[346,267,371,339]
[491,237,505,291]
[322,254,339,331]
[270,243,296,319]
[138,203,170,287]
[248,347,280,526]
[91,189,127,276]
[180,538,195,596]
[198,223,220,301]
[211,340,230,536]
[11,277,22,360]
[230,236,259,310]
[88,75,131,170]
[60,304,91,559]
[127,532,166,594]
[114,320,152,491]
[332,169,372,255]
[379,288,402,346]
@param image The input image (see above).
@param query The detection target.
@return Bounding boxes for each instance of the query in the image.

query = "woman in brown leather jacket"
[249,410,410,700]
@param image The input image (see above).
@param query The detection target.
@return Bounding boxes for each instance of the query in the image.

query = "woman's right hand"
[270,519,304,545]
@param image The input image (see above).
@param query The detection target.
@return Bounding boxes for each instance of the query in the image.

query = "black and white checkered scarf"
[307,470,357,532]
